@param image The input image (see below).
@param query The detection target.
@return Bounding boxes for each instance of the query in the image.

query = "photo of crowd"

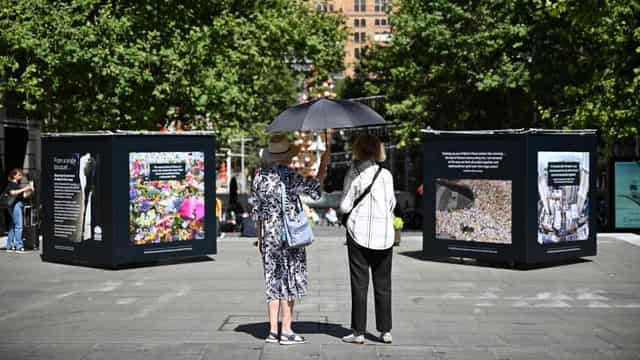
[436,179,512,244]
[129,152,205,245]
[537,152,589,244]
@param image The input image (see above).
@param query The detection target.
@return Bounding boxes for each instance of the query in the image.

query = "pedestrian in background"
[249,134,330,345]
[325,207,338,226]
[4,169,34,253]
[340,134,396,344]
[215,197,224,239]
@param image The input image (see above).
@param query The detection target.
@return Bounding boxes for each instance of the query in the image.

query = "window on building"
[381,18,387,26]
[354,32,360,43]
[361,18,366,27]
[354,0,367,12]
[360,32,366,43]
[316,1,335,12]
[354,19,359,27]
[374,0,388,12]
[375,19,379,26]
[355,47,361,59]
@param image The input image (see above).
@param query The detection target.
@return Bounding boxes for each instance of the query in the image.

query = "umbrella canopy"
[266,98,385,132]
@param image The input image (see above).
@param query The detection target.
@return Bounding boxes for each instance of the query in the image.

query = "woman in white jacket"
[340,134,396,344]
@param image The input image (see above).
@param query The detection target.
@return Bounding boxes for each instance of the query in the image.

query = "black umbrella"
[266,98,385,132]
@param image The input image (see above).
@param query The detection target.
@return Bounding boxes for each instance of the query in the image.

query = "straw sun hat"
[263,134,301,163]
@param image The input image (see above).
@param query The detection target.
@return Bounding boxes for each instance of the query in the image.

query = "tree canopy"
[0,0,346,143]
[348,0,639,147]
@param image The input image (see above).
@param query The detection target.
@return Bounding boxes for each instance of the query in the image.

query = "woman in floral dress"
[249,134,330,345]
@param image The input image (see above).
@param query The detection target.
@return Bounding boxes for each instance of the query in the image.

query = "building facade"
[311,0,392,77]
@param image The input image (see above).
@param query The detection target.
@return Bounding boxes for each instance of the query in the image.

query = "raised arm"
[9,183,33,196]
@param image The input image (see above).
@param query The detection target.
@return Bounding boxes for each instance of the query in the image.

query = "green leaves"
[1,0,346,145]
[348,0,639,148]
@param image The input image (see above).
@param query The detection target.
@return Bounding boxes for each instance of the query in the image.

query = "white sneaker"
[341,333,364,344]
[279,333,306,345]
[16,248,26,254]
[380,332,392,344]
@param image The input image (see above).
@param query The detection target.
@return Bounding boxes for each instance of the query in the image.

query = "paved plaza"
[1,228,639,359]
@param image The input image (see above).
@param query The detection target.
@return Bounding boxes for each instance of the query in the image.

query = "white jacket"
[340,161,396,250]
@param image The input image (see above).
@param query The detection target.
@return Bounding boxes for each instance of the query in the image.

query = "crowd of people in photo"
[436,180,512,244]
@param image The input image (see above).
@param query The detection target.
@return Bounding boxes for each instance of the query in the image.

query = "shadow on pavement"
[235,321,351,340]
[398,251,592,270]
[39,255,215,270]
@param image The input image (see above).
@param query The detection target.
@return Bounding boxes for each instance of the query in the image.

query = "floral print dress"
[249,164,321,302]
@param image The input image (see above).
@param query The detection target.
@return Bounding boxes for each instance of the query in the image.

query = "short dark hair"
[8,168,23,181]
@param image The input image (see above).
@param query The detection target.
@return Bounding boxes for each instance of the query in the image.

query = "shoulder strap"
[278,168,287,211]
[346,165,383,216]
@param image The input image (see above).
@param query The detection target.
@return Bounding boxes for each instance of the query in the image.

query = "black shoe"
[265,332,279,344]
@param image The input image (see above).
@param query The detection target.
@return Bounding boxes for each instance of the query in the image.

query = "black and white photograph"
[537,151,589,244]
[51,152,99,243]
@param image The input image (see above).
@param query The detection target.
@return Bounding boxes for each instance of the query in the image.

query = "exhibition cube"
[422,129,597,265]
[41,131,216,268]
[609,157,640,232]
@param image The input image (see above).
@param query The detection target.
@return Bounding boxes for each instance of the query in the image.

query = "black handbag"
[0,185,16,209]
[341,166,383,227]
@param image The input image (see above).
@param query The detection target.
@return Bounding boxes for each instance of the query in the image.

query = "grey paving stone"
[432,346,495,360]
[201,343,261,360]
[261,343,322,360]
[0,343,94,360]
[0,231,639,360]
[320,344,380,360]
[375,345,438,359]
[84,343,206,360]
[490,346,553,360]
[597,350,640,360]
[546,347,615,360]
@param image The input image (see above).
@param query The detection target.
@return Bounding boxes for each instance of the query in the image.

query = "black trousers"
[347,232,392,333]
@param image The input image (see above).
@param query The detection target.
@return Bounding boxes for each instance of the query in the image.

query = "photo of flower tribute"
[129,152,205,245]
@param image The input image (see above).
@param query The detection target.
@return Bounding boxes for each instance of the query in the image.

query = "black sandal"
[265,332,279,343]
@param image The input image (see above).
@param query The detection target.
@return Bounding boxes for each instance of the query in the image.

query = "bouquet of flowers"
[129,152,205,245]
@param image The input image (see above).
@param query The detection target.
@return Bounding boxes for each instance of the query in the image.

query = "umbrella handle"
[324,129,333,151]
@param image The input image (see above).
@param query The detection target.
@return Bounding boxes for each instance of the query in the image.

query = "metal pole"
[226,149,231,194]
[241,137,245,193]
